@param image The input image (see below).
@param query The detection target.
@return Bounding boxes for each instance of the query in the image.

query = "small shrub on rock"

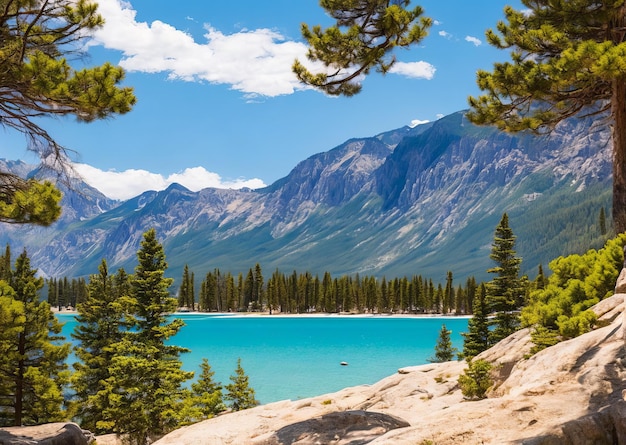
[458,359,493,400]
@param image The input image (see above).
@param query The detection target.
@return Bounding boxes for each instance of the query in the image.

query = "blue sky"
[2,0,521,200]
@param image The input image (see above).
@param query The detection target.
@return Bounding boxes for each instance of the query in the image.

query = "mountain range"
[0,110,613,284]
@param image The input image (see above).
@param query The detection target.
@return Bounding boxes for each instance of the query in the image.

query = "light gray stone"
[0,423,93,445]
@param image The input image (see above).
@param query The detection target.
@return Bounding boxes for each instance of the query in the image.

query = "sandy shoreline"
[176,312,472,319]
[52,307,470,319]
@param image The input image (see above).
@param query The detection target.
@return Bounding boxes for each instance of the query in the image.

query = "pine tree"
[455,284,464,315]
[599,207,608,236]
[0,250,69,426]
[0,245,11,281]
[226,272,237,312]
[190,271,195,311]
[465,277,477,314]
[486,214,524,344]
[465,0,626,233]
[200,271,218,311]
[458,359,493,400]
[443,271,454,314]
[529,325,561,356]
[293,0,431,96]
[178,264,192,310]
[0,282,24,427]
[0,1,135,226]
[534,264,546,291]
[253,263,263,310]
[224,358,258,411]
[189,359,225,419]
[71,259,130,434]
[429,324,458,363]
[103,229,193,444]
[243,269,254,310]
[379,277,389,313]
[434,284,443,314]
[461,283,491,359]
[113,268,131,299]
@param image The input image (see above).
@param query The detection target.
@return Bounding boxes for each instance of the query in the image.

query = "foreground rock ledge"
[153,293,626,445]
[0,422,93,445]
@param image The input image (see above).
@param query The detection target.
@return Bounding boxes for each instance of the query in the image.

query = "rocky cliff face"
[0,110,613,281]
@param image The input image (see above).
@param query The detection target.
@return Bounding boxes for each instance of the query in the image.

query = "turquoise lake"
[56,313,468,404]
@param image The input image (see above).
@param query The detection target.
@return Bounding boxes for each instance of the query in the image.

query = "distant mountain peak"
[0,110,612,282]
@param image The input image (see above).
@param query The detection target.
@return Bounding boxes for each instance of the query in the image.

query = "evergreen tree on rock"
[225,358,259,412]
[487,213,524,344]
[429,324,458,363]
[71,259,132,434]
[102,229,193,445]
[461,283,491,359]
[180,358,225,424]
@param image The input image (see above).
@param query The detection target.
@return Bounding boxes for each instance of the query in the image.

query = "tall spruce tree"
[178,264,193,310]
[461,283,491,359]
[253,263,264,310]
[534,264,546,291]
[429,324,457,363]
[191,358,226,420]
[599,207,608,236]
[0,250,69,426]
[71,259,131,434]
[0,245,11,281]
[487,214,524,344]
[444,271,454,314]
[0,282,24,426]
[224,358,258,411]
[102,229,193,444]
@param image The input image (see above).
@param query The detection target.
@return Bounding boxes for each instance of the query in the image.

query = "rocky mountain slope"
[147,292,625,445]
[0,110,612,282]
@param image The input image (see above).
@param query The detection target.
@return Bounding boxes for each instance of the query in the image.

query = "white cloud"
[465,36,482,46]
[409,119,429,128]
[90,0,435,97]
[91,0,311,97]
[74,164,266,200]
[389,61,436,80]
[438,30,452,39]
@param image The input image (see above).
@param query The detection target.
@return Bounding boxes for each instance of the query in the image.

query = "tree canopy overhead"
[466,0,626,233]
[0,0,136,225]
[293,0,431,96]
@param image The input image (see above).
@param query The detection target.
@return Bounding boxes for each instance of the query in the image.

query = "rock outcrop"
[153,293,626,445]
[0,422,93,445]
